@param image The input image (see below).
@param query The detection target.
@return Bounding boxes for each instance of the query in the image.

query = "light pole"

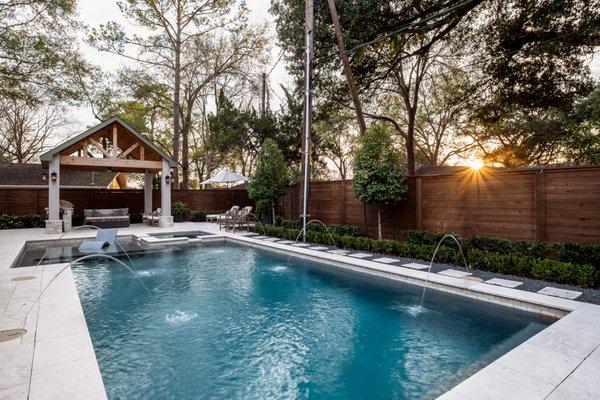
[301,0,314,241]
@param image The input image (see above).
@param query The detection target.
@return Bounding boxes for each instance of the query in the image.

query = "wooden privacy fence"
[0,187,251,222]
[279,165,600,244]
[1,165,599,244]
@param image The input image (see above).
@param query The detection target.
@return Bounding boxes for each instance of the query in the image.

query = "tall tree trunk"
[181,103,193,189]
[377,204,382,240]
[406,110,416,176]
[172,21,182,189]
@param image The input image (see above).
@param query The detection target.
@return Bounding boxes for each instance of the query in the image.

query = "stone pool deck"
[1,223,599,400]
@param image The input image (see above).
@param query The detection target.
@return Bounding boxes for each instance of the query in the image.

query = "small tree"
[353,124,408,239]
[248,139,289,224]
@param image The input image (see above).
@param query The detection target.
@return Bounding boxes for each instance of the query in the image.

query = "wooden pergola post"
[46,154,62,233]
[144,172,153,214]
[160,159,173,226]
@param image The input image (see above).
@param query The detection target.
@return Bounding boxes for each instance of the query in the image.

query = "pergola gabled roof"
[40,116,176,172]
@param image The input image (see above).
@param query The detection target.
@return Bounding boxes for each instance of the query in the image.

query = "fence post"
[416,177,423,230]
[535,171,546,241]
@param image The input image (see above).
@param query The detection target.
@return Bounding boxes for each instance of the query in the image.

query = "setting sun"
[468,159,484,170]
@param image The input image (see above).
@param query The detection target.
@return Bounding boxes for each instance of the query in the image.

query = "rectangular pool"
[72,242,552,399]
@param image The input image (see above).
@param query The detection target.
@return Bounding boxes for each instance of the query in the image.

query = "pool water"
[72,243,552,400]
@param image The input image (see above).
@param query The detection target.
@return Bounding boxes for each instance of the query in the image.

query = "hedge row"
[255,225,597,288]
[402,230,600,269]
[276,218,362,237]
[0,214,45,230]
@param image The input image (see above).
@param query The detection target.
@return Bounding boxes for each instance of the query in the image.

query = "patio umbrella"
[200,168,249,186]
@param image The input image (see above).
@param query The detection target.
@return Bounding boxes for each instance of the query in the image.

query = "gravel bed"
[257,236,600,305]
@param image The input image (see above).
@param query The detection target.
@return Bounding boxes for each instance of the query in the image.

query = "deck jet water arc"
[286,219,337,267]
[419,234,470,309]
[20,253,152,335]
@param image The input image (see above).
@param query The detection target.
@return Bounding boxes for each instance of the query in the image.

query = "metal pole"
[302,0,314,241]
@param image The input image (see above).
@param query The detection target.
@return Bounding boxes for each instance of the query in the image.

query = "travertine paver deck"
[308,246,329,251]
[402,262,430,270]
[1,223,600,400]
[538,287,583,300]
[348,252,371,258]
[328,249,349,256]
[486,278,523,288]
[372,257,401,264]
[438,269,472,278]
[290,243,310,247]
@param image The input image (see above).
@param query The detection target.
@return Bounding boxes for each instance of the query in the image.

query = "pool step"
[537,287,582,300]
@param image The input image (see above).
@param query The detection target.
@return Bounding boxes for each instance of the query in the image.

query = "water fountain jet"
[419,234,469,308]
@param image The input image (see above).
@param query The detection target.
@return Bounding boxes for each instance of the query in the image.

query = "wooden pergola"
[40,116,177,232]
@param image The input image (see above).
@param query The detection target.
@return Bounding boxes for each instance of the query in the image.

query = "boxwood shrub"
[255,225,597,288]
[0,214,45,229]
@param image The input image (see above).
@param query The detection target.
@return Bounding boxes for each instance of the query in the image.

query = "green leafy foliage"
[252,225,598,287]
[248,139,289,207]
[0,214,45,230]
[353,124,407,205]
[276,218,362,237]
[171,201,187,216]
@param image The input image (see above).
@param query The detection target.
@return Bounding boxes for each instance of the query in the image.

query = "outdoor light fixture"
[41,171,48,182]
[50,172,58,182]
[165,175,171,185]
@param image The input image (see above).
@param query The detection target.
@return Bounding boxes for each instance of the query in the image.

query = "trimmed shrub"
[190,210,207,222]
[0,214,45,229]
[251,225,598,288]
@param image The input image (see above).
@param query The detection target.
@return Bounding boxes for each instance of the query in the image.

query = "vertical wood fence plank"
[535,171,546,241]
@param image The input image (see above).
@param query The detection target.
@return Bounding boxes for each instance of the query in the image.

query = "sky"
[73,0,291,128]
[73,1,599,134]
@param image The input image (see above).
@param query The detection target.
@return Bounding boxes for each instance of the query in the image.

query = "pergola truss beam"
[59,155,162,171]
[119,142,140,159]
[87,138,112,158]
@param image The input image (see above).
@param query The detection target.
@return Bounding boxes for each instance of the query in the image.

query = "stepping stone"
[277,240,294,244]
[348,253,372,259]
[464,276,485,283]
[291,243,311,247]
[328,249,349,256]
[438,269,472,278]
[486,278,522,288]
[372,257,401,264]
[309,246,329,251]
[402,262,430,270]
[537,287,582,300]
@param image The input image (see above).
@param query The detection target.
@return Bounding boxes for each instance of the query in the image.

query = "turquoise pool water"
[72,243,551,400]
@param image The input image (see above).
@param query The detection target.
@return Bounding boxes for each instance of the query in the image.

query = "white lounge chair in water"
[78,229,118,253]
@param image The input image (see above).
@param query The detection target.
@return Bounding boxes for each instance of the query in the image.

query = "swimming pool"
[72,242,552,400]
